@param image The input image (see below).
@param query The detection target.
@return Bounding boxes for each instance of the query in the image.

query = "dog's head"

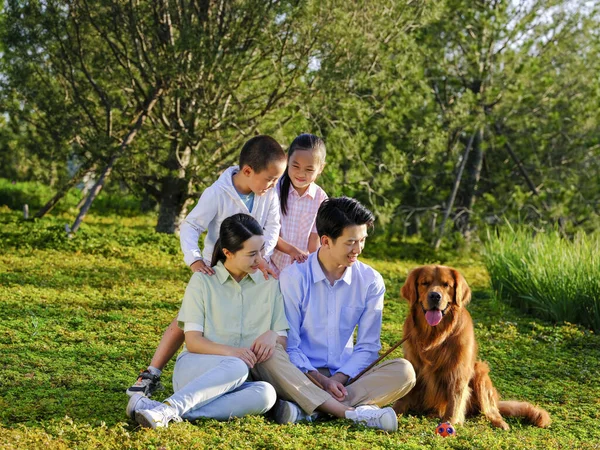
[401,265,471,327]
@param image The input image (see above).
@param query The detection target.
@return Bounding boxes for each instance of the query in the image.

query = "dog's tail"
[498,401,551,428]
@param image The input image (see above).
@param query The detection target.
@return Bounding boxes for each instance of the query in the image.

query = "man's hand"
[226,346,257,368]
[321,377,348,401]
[190,259,215,275]
[308,370,349,401]
[251,330,278,363]
[257,258,278,280]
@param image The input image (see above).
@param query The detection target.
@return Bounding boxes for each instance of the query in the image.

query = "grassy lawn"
[1,210,599,449]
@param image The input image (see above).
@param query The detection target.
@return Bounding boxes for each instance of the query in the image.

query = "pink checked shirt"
[271,181,328,273]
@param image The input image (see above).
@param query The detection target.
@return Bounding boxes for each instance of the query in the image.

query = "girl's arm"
[185,330,257,368]
[276,236,308,263]
[307,232,320,253]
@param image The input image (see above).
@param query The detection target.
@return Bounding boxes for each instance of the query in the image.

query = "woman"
[127,213,289,428]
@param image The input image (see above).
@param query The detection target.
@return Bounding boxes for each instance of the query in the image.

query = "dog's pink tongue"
[425,310,443,326]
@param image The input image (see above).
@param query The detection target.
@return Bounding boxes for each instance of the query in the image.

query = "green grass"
[484,227,600,333]
[1,210,599,449]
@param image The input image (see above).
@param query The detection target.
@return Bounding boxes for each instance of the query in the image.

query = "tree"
[1,0,324,232]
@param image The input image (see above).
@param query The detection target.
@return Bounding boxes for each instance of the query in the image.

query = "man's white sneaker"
[272,399,317,424]
[126,393,162,419]
[345,405,398,432]
[135,403,182,429]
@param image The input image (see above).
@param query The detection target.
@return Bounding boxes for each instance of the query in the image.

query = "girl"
[271,134,328,273]
[126,214,289,429]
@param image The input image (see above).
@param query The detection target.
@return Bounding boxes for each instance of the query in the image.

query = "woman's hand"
[251,330,278,363]
[226,346,257,368]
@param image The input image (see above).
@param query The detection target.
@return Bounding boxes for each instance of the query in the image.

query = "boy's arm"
[180,186,219,268]
[261,191,281,259]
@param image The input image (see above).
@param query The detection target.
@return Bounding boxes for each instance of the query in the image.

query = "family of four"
[125,135,416,432]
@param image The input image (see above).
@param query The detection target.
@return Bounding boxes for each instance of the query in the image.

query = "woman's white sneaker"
[126,393,162,420]
[135,403,182,429]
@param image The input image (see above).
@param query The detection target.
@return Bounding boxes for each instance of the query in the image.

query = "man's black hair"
[316,197,375,240]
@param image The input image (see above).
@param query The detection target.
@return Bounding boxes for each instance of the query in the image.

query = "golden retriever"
[392,265,551,429]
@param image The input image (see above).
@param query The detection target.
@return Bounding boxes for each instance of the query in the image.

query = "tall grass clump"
[484,227,600,332]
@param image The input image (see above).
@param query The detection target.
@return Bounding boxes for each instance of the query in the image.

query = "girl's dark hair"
[280,133,326,216]
[315,197,374,240]
[211,213,264,267]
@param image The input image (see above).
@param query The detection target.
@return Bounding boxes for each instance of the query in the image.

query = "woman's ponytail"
[210,238,226,267]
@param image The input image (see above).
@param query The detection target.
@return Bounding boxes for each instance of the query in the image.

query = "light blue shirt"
[237,190,255,213]
[279,251,385,379]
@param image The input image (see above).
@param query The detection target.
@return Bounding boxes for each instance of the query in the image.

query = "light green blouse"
[177,261,289,351]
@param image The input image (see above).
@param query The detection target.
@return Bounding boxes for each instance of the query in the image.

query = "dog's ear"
[401,268,421,305]
[451,269,471,307]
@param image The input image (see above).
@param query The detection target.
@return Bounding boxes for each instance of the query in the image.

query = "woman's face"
[224,235,265,277]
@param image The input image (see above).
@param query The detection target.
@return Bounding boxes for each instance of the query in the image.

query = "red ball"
[436,422,456,437]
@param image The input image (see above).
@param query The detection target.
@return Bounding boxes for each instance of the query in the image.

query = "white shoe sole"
[135,409,163,429]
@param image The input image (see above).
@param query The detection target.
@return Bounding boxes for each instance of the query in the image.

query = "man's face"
[324,224,368,268]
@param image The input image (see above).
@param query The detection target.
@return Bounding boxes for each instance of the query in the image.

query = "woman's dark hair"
[280,133,326,216]
[211,213,264,267]
[238,135,286,173]
[315,197,374,240]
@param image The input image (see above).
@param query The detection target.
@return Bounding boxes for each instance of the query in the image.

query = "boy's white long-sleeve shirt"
[180,166,281,267]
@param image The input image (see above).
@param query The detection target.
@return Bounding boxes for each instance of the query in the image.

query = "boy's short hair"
[239,135,286,173]
[316,197,375,240]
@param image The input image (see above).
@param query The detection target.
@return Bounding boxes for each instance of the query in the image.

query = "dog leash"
[347,334,410,385]
[304,334,410,389]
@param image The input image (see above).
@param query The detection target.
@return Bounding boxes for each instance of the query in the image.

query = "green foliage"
[1,210,599,449]
[484,227,600,332]
[0,178,143,217]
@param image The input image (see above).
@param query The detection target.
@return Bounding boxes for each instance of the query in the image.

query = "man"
[251,197,415,431]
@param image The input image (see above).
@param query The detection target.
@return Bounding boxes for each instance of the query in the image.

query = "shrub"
[484,227,600,332]
[0,178,144,216]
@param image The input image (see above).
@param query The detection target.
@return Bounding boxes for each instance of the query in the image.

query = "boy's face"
[321,224,368,268]
[243,160,286,196]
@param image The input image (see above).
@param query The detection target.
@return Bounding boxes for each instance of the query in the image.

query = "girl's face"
[287,149,324,195]
[223,235,265,279]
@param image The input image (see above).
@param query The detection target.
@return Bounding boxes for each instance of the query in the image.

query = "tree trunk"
[493,123,550,211]
[455,127,484,238]
[155,176,191,234]
[68,83,165,235]
[35,161,96,218]
[69,155,116,235]
[434,130,477,250]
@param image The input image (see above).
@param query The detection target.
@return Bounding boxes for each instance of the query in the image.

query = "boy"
[251,197,416,431]
[127,135,287,397]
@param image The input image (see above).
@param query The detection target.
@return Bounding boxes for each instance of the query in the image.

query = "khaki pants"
[251,344,416,414]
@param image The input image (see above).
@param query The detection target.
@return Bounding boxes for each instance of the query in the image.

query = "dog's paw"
[492,420,510,430]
